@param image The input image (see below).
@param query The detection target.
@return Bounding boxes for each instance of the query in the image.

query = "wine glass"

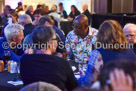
[3,51,11,70]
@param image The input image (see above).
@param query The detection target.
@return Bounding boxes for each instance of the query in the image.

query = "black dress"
[83,9,91,25]
[69,11,80,20]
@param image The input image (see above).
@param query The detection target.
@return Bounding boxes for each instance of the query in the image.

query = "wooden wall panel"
[94,0,107,13]
[112,0,122,13]
[133,0,136,12]
[0,0,4,13]
[123,0,133,13]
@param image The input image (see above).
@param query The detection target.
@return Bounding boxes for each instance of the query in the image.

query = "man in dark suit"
[58,3,68,19]
[82,4,92,25]
[18,14,35,37]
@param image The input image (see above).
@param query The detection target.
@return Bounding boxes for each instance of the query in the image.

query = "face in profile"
[29,7,33,12]
[59,5,63,11]
[15,31,24,44]
[82,5,86,11]
[45,6,49,13]
[34,14,42,22]
[49,35,58,53]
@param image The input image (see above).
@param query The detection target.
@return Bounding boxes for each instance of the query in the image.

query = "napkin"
[7,80,23,86]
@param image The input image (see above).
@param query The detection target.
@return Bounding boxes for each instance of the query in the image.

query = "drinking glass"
[3,51,11,70]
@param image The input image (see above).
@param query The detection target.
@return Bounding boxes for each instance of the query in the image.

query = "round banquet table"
[0,71,23,91]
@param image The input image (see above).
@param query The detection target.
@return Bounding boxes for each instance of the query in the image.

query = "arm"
[78,50,103,87]
[0,38,21,63]
[10,50,21,63]
[65,34,73,60]
[63,10,68,19]
[68,12,73,21]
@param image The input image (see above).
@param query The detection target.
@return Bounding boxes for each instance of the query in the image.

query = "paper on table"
[72,66,76,71]
[75,75,80,79]
[74,72,80,79]
[7,80,23,86]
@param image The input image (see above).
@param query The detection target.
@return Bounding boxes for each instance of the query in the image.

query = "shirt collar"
[84,27,93,39]
[73,27,94,39]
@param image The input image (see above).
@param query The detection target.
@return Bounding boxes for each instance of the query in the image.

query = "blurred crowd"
[0,2,136,91]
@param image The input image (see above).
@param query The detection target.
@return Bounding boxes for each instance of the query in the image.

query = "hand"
[32,20,38,25]
[56,53,63,57]
[68,16,73,21]
[24,48,33,54]
[78,66,85,77]
[109,68,133,91]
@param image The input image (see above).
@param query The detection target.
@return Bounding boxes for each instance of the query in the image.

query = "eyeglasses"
[72,26,82,30]
[51,37,58,41]
[126,34,136,38]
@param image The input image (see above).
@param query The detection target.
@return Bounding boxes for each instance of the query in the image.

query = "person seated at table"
[78,20,136,87]
[23,15,65,53]
[44,5,51,15]
[18,14,35,37]
[25,6,34,21]
[123,23,136,54]
[58,2,68,19]
[20,26,78,91]
[0,5,11,24]
[82,4,91,25]
[0,24,24,63]
[32,9,43,26]
[65,14,98,63]
[1,9,18,37]
[15,2,23,14]
[48,4,61,28]
[68,5,80,21]
[0,10,23,56]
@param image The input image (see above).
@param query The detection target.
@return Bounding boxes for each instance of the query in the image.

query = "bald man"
[65,14,98,63]
[123,23,136,54]
[82,4,91,25]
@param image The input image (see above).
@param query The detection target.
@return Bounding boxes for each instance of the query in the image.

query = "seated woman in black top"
[68,5,80,21]
[20,26,78,91]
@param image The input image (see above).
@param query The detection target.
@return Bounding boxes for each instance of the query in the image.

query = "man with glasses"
[20,26,78,91]
[65,14,98,63]
[123,23,136,54]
